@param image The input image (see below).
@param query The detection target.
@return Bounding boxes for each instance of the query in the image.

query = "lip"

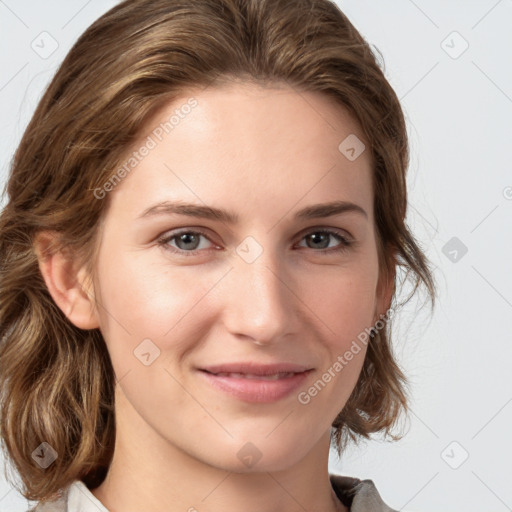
[200,362,313,375]
[197,362,314,403]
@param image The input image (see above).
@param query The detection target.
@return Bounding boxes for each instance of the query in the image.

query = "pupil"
[310,233,328,249]
[179,233,198,250]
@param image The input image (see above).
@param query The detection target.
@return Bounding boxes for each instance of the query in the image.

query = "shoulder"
[27,480,109,512]
[26,489,68,512]
[329,473,399,512]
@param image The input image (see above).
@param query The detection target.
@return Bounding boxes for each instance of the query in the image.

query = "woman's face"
[90,80,390,472]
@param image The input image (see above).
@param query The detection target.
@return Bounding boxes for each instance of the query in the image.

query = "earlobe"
[34,231,100,330]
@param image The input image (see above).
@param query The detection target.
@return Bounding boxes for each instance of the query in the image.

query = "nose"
[221,248,299,346]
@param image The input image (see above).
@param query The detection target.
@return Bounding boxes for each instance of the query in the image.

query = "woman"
[0,1,436,511]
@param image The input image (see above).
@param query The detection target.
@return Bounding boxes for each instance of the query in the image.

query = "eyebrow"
[137,199,368,223]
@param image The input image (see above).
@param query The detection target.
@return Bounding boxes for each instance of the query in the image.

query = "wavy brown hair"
[0,0,436,504]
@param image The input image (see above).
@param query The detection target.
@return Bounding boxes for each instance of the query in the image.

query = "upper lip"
[199,362,314,376]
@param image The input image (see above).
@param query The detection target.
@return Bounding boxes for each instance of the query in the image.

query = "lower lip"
[198,370,313,403]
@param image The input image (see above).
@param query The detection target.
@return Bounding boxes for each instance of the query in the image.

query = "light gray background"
[0,1,511,511]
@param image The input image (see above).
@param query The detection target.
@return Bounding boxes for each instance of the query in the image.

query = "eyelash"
[156,228,353,257]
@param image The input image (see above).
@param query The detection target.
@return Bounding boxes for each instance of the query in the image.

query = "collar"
[329,474,398,511]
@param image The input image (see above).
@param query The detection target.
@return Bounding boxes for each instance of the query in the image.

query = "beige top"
[28,474,398,511]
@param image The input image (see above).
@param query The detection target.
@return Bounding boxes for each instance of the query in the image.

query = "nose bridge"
[223,243,296,343]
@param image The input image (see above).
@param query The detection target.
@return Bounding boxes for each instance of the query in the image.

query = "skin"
[36,79,394,512]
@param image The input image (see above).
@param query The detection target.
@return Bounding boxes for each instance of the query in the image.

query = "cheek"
[298,264,377,402]
[306,265,379,344]
[93,249,218,364]
[299,294,371,416]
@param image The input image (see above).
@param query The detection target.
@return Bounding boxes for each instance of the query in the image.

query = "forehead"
[108,80,374,223]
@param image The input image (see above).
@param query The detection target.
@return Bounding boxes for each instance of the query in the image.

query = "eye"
[296,229,353,254]
[156,227,354,257]
[157,229,214,256]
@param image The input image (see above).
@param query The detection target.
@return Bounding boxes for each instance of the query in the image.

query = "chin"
[201,436,311,474]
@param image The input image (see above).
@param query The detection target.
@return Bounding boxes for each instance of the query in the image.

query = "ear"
[374,259,396,323]
[34,231,100,330]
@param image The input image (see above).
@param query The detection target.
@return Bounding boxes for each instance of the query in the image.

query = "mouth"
[197,367,314,403]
